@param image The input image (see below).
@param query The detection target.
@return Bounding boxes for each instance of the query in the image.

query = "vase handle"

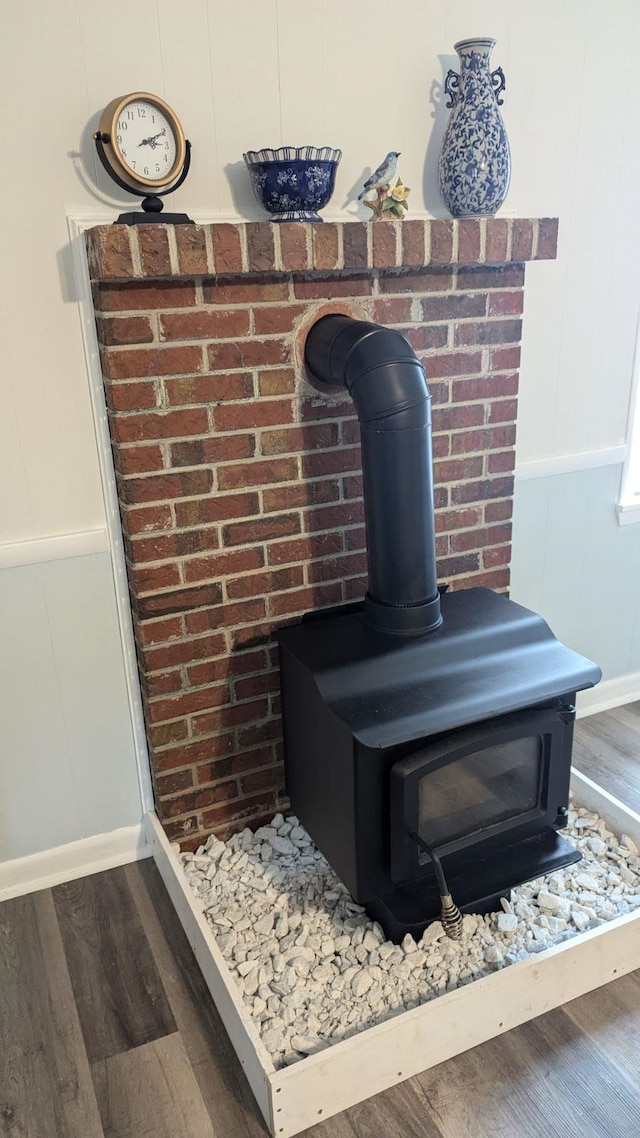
[491,67,506,105]
[444,69,460,109]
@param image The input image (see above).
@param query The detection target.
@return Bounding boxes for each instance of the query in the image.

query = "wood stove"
[278,315,601,941]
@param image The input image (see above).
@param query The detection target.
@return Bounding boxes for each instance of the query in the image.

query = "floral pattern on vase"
[438,37,511,218]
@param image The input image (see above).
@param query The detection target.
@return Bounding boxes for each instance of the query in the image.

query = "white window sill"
[616,499,640,526]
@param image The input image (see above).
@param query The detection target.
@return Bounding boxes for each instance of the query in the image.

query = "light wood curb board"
[146,770,640,1137]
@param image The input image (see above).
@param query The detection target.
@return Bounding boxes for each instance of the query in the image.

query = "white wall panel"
[0,0,106,544]
[275,2,326,153]
[0,553,141,862]
[0,564,75,859]
[76,0,165,207]
[403,2,448,216]
[509,476,549,618]
[442,1,513,62]
[549,6,637,456]
[506,0,588,217]
[208,3,282,218]
[511,465,640,681]
[156,0,222,214]
[0,382,32,539]
[320,0,413,216]
[575,465,640,679]
[510,1,640,463]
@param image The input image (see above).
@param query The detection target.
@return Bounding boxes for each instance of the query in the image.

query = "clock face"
[97,92,187,190]
[114,100,177,183]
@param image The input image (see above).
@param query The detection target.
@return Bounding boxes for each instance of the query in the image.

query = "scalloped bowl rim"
[243,146,342,164]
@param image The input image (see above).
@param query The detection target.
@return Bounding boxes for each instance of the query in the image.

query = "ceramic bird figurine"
[358,152,401,199]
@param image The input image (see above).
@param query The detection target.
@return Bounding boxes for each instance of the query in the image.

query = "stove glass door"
[417,735,542,853]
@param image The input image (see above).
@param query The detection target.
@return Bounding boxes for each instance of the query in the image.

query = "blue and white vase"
[438,37,511,218]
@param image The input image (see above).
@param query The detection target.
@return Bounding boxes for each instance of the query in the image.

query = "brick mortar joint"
[85,218,558,282]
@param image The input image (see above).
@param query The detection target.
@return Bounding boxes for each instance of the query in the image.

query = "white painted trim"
[64,206,370,226]
[0,822,148,902]
[576,671,640,718]
[63,206,520,228]
[616,499,640,527]
[0,528,109,570]
[515,446,625,482]
[66,207,263,227]
[148,780,640,1138]
[67,212,154,814]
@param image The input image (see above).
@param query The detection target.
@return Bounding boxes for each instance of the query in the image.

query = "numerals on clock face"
[114,100,177,180]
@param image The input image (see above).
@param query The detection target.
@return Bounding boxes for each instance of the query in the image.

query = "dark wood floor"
[1,702,640,1137]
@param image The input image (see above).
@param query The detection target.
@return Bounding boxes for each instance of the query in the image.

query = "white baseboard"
[0,822,148,902]
[576,671,640,719]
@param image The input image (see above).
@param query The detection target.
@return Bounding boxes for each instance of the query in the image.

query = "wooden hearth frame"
[145,770,640,1137]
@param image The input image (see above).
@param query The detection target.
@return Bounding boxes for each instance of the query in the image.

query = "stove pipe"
[305,314,442,635]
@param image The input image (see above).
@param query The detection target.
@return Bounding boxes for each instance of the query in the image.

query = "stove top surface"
[278,588,601,748]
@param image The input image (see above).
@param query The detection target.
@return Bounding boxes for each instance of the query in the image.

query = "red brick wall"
[87,217,558,849]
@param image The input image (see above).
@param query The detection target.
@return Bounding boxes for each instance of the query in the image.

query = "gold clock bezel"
[97,91,187,191]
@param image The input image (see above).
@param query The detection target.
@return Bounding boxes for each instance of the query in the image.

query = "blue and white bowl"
[243,146,342,223]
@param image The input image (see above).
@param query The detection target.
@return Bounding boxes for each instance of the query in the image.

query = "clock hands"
[138,128,167,150]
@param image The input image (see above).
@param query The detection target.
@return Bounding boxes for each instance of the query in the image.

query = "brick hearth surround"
[86,216,558,849]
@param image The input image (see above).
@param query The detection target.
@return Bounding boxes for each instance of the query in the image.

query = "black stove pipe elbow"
[305,314,442,636]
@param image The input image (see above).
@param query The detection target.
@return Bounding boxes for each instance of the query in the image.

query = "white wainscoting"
[511,463,640,682]
[0,552,145,862]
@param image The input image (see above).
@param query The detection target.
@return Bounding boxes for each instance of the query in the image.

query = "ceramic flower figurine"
[385,179,410,217]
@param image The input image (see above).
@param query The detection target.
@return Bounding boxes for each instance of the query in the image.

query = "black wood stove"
[278,315,601,942]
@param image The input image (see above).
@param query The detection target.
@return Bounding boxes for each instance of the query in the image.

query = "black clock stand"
[93,134,194,225]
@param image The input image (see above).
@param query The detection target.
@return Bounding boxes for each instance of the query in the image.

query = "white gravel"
[179,803,640,1069]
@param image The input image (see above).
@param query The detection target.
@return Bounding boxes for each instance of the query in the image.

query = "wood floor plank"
[53,866,176,1064]
[607,700,640,728]
[0,890,104,1138]
[342,1079,443,1138]
[560,969,640,1090]
[573,704,640,812]
[92,1033,214,1138]
[576,711,640,763]
[515,1007,640,1137]
[298,1077,444,1138]
[412,965,640,1138]
[413,1037,565,1138]
[299,1112,358,1138]
[126,859,267,1136]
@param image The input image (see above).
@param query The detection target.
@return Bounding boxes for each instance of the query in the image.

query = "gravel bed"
[179,803,640,1069]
